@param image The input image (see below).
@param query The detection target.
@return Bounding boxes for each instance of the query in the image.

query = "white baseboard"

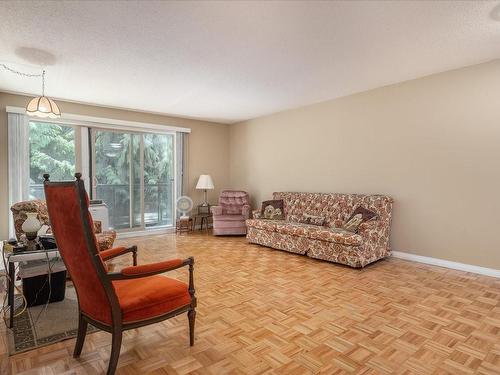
[392,251,500,278]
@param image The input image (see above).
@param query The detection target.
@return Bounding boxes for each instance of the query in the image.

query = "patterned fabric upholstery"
[246,219,282,231]
[96,231,117,252]
[10,199,116,252]
[218,190,249,214]
[246,192,393,268]
[247,220,362,246]
[11,200,50,241]
[211,190,250,235]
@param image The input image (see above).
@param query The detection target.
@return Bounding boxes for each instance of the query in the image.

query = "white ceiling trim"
[6,106,191,134]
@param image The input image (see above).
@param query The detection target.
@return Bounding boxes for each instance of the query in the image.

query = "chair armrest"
[100,245,138,266]
[107,257,193,280]
[242,205,251,219]
[252,209,262,219]
[211,205,223,216]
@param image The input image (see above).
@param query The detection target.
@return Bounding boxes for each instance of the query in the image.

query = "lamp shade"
[26,96,61,119]
[196,174,214,190]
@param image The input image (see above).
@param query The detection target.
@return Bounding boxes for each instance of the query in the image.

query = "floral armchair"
[210,190,250,235]
[11,199,117,251]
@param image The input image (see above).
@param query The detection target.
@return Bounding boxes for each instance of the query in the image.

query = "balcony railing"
[30,182,174,230]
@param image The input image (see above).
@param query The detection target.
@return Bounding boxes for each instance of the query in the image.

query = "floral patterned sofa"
[246,192,393,268]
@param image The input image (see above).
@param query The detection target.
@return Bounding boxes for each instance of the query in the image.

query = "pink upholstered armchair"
[211,190,250,235]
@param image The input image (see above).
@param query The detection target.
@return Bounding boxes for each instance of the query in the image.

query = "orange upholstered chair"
[43,173,196,375]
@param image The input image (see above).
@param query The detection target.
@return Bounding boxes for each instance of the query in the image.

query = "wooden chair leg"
[131,245,138,266]
[73,313,88,358]
[107,330,123,375]
[188,309,196,346]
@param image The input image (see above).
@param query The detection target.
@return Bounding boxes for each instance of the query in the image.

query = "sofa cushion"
[213,214,246,222]
[274,222,362,246]
[246,219,282,231]
[299,213,325,226]
[275,221,322,237]
[308,227,362,246]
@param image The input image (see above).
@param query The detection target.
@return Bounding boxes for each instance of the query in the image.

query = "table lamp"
[196,174,214,206]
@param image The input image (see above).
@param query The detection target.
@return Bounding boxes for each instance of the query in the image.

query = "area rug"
[7,285,97,355]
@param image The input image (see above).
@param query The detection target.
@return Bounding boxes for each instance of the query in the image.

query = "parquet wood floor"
[1,232,500,375]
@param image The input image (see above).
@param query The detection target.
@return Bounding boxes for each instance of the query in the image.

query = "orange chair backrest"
[44,178,114,324]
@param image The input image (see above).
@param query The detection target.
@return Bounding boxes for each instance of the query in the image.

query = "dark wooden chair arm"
[107,257,194,280]
[99,245,138,266]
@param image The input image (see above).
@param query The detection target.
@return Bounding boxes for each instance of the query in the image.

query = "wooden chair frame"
[43,174,196,375]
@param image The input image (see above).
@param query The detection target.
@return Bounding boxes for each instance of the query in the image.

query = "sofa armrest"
[211,205,223,216]
[358,220,380,234]
[358,220,389,249]
[242,205,251,219]
[252,209,262,219]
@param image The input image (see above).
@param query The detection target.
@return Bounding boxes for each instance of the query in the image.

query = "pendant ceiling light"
[1,63,61,119]
[26,70,61,119]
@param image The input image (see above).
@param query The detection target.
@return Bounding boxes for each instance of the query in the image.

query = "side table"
[2,243,63,328]
[176,217,193,234]
[193,204,213,231]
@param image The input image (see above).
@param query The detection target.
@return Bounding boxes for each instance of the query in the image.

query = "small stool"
[176,217,193,234]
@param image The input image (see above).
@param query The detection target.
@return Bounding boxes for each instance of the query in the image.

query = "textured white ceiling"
[1,1,499,124]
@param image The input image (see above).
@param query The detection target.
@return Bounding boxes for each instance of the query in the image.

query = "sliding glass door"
[91,129,175,231]
[143,134,175,228]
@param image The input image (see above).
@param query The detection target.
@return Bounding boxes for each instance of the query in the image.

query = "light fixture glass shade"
[196,174,214,190]
[26,96,61,119]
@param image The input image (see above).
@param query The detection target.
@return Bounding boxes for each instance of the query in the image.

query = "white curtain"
[175,132,187,218]
[8,112,29,238]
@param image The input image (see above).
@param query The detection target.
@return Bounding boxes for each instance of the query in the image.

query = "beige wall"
[0,92,230,239]
[229,60,500,269]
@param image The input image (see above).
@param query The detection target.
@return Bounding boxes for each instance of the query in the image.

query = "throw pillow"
[299,213,326,226]
[261,200,285,220]
[343,206,377,233]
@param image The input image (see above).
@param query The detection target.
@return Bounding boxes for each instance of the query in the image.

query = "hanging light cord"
[0,63,46,96]
[0,63,42,78]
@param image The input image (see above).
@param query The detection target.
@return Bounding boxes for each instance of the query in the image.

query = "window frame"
[7,106,188,237]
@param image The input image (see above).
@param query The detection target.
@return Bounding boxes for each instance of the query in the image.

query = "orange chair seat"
[113,276,191,323]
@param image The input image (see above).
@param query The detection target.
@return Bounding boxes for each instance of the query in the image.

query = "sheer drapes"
[7,112,29,238]
[176,132,188,218]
